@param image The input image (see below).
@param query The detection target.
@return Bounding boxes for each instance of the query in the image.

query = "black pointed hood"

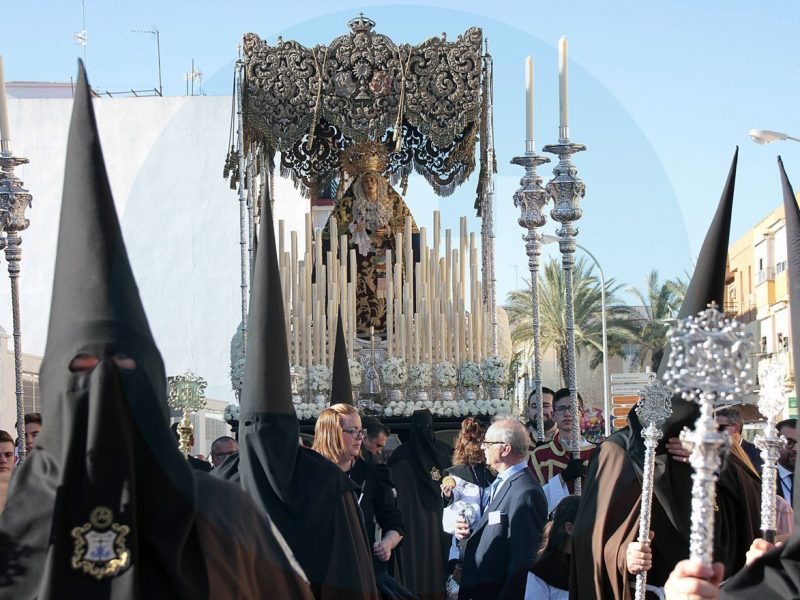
[238,183,298,506]
[231,175,378,598]
[330,308,353,406]
[779,158,800,410]
[677,147,738,319]
[0,62,205,598]
[619,148,738,538]
[718,157,800,598]
[657,147,738,377]
[676,146,739,318]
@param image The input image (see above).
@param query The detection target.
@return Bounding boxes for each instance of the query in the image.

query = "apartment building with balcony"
[727,201,797,417]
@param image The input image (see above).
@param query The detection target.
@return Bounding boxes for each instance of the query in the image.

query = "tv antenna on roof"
[132,27,163,96]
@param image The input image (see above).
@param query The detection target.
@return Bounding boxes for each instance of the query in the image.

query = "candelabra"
[0,143,31,462]
[167,370,208,455]
[664,304,753,566]
[511,141,550,442]
[543,135,585,492]
[633,380,673,600]
[754,358,788,543]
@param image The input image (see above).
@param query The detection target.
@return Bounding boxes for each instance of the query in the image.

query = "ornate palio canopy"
[232,14,492,200]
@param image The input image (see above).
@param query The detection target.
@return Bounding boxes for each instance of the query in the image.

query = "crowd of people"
[5,386,795,600]
[4,64,800,600]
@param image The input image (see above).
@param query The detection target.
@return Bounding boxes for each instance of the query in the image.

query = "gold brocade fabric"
[325,183,417,338]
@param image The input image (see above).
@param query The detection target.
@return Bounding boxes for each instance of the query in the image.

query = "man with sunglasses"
[530,388,595,511]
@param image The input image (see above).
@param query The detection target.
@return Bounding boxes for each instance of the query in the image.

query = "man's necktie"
[487,478,502,506]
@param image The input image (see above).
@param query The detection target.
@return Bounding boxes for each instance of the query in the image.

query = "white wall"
[0,96,308,415]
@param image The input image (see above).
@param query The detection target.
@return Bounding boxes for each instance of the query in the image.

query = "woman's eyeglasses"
[342,427,367,439]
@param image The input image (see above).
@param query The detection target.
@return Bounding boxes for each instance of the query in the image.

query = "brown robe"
[195,473,313,599]
[570,435,761,599]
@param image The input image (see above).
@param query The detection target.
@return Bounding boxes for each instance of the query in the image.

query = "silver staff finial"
[755,357,788,542]
[633,379,673,600]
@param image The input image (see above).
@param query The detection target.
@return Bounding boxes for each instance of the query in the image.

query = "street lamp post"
[749,129,800,145]
[542,235,610,436]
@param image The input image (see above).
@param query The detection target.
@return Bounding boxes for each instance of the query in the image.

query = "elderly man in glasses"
[530,388,596,511]
[455,417,547,599]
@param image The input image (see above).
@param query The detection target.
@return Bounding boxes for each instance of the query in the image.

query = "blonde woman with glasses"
[313,404,411,598]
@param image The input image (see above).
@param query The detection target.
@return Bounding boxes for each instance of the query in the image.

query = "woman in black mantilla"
[324,141,418,337]
[388,410,452,600]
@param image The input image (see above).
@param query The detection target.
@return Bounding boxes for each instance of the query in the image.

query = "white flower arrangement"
[381,357,408,386]
[409,363,433,388]
[481,355,509,385]
[223,403,240,423]
[290,365,307,394]
[307,364,332,394]
[378,394,511,418]
[459,361,482,389]
[348,359,363,387]
[294,399,327,420]
[434,361,458,388]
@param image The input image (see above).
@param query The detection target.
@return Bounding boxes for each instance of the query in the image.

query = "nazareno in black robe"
[569,397,761,599]
[388,410,452,600]
[220,167,378,599]
[718,158,800,598]
[0,61,311,600]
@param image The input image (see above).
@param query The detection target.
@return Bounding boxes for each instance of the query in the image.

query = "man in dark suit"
[776,418,797,506]
[455,418,547,600]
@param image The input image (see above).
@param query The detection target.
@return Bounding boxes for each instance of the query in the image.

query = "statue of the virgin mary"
[324,141,418,338]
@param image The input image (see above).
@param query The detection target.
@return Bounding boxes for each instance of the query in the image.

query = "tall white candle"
[558,36,568,130]
[525,55,534,142]
[0,56,10,143]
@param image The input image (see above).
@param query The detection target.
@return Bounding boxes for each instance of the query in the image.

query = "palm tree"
[626,269,683,372]
[505,257,638,386]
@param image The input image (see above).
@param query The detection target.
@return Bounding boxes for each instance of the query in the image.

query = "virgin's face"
[340,412,363,459]
[361,174,379,200]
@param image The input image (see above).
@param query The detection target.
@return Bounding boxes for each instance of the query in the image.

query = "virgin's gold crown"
[340,141,389,177]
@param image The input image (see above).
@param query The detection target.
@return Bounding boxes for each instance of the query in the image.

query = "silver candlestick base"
[543,137,586,493]
[511,143,550,442]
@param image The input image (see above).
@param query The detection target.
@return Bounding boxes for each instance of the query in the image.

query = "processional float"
[224,15,514,421]
[0,56,33,461]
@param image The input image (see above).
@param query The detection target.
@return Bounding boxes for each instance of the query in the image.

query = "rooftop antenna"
[132,27,163,96]
[72,0,88,67]
[183,60,202,96]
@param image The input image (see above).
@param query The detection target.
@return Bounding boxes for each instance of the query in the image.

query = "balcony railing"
[757,267,776,285]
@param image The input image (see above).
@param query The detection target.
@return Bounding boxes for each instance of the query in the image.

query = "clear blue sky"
[3,0,799,305]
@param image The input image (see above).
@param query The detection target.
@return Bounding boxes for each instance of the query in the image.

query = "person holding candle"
[323,140,419,338]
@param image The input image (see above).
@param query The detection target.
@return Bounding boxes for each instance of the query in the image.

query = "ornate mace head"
[663,303,754,404]
[758,359,787,429]
[636,380,673,429]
